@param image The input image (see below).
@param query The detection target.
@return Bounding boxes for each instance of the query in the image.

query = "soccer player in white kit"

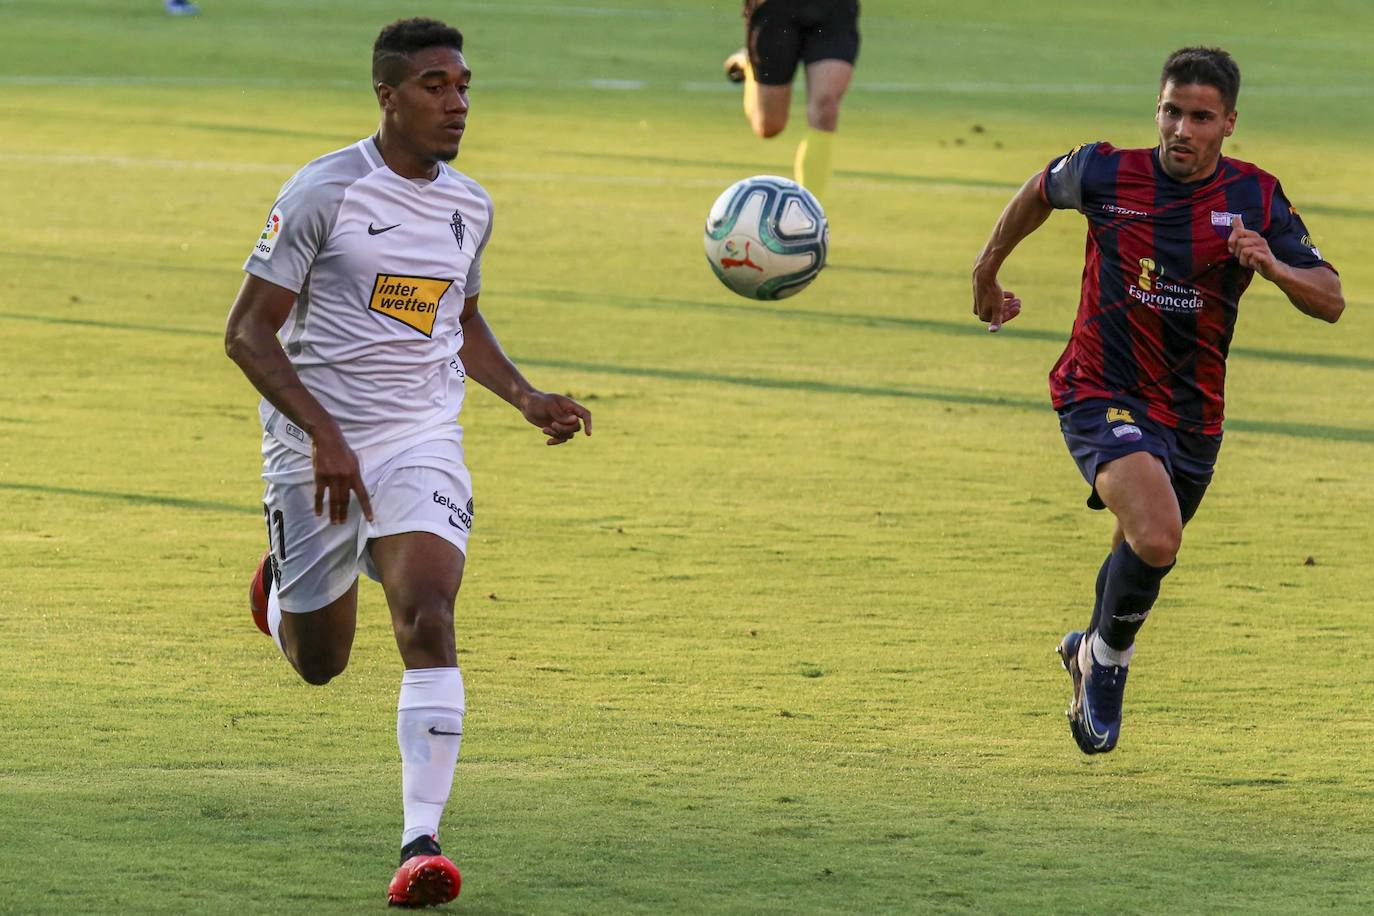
[224,18,591,908]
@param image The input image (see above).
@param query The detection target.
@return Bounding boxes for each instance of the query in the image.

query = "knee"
[393,603,456,657]
[1132,527,1182,568]
[807,96,841,131]
[751,109,787,138]
[295,650,349,686]
[754,120,786,140]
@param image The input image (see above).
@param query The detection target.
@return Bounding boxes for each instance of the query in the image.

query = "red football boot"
[248,550,273,637]
[388,835,461,908]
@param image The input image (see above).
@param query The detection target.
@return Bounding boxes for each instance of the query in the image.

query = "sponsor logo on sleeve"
[368,273,455,337]
[255,207,283,258]
[1300,234,1322,259]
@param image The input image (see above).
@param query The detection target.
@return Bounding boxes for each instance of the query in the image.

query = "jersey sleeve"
[242,167,346,294]
[1263,182,1336,273]
[1039,142,1102,213]
[462,189,495,298]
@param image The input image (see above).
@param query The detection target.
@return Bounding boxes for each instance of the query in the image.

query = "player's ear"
[376,81,395,112]
[1223,109,1236,137]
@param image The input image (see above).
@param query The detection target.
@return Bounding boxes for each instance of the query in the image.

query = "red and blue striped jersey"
[1039,142,1335,434]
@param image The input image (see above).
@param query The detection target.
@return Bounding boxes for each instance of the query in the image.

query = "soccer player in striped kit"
[969,47,1344,754]
[225,18,591,905]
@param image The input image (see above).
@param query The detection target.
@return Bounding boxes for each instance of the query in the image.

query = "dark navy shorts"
[747,0,861,86]
[1058,399,1222,524]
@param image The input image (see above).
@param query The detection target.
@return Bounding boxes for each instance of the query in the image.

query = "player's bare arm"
[457,294,592,445]
[970,172,1054,332]
[1228,215,1344,322]
[225,273,374,523]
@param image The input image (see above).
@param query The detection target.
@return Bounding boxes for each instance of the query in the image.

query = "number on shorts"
[262,503,287,561]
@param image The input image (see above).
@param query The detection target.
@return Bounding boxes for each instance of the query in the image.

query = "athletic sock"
[398,667,465,848]
[794,128,835,201]
[1098,539,1174,652]
[1091,630,1135,668]
[266,578,285,653]
[1087,552,1112,634]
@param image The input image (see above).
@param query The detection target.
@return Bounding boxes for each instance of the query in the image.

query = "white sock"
[398,667,465,848]
[1091,631,1135,668]
[266,578,285,653]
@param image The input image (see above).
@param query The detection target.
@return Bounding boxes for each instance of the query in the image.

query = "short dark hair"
[1160,47,1241,111]
[372,17,464,86]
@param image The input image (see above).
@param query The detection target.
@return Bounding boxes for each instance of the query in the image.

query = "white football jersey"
[243,137,493,462]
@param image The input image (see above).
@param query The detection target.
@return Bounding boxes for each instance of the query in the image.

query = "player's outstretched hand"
[311,426,374,524]
[972,274,1022,333]
[1228,215,1281,281]
[522,391,592,446]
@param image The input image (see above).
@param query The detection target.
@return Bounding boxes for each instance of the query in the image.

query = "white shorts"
[260,437,474,613]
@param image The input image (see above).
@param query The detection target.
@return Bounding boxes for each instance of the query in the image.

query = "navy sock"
[1098,539,1173,652]
[1087,552,1112,634]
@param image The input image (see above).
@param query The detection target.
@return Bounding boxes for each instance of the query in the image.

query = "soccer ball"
[703,175,828,300]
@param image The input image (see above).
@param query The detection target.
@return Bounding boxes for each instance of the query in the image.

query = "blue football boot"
[1059,630,1128,754]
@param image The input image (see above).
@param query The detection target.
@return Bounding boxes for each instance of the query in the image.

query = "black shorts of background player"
[724,0,859,202]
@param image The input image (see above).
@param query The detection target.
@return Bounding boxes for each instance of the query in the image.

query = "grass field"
[2,1,1372,912]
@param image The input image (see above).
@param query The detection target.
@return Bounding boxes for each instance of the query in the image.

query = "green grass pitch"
[1,1,1371,912]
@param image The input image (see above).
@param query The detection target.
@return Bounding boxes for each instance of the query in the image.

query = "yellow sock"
[794,128,834,201]
[742,59,758,124]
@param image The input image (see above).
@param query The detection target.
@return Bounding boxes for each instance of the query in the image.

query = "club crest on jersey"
[368,273,454,337]
[449,210,465,249]
[1211,210,1241,239]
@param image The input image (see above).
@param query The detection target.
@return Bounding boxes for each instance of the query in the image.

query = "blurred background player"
[164,0,198,15]
[224,17,591,907]
[969,47,1343,755]
[724,0,860,202]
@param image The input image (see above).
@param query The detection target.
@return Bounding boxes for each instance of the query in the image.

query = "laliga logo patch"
[1111,424,1143,442]
[255,207,283,258]
[1051,143,1087,174]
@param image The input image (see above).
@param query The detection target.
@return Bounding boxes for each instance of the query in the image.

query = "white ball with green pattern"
[703,175,828,300]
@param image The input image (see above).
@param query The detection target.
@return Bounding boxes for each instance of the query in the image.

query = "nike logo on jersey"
[428,726,462,736]
[368,222,401,235]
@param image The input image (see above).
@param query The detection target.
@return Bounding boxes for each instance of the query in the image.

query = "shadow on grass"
[2,310,1370,445]
[0,481,258,515]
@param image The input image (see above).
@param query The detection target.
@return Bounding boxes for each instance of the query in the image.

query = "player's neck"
[373,130,440,181]
[1155,144,1221,184]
